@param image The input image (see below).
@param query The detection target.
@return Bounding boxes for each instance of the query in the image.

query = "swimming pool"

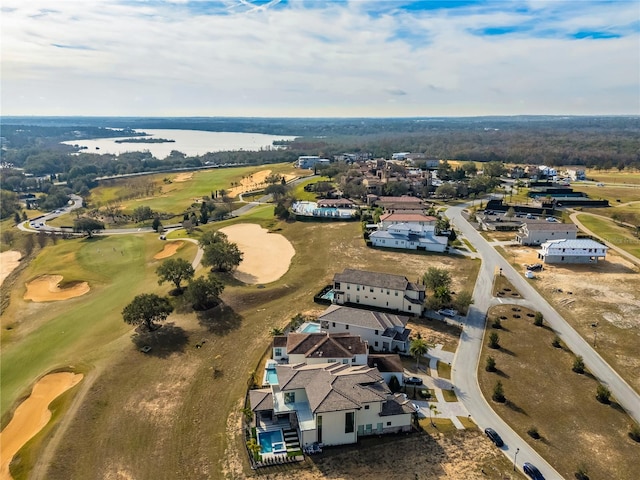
[299,322,321,333]
[257,429,286,454]
[321,290,335,301]
[265,367,278,385]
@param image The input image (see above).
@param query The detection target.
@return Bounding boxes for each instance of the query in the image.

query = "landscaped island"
[114,137,175,143]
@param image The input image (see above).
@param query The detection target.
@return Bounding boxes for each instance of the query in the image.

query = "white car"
[438,309,458,317]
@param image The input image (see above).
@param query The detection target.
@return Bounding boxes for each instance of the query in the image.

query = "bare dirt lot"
[504,244,640,391]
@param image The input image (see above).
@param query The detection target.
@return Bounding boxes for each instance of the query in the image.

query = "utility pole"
[513,448,520,471]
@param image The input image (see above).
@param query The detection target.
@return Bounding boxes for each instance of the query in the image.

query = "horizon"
[2,0,639,117]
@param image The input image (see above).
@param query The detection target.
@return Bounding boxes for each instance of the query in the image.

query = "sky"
[1,0,639,117]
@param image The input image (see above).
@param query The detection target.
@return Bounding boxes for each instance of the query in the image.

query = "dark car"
[526,263,543,271]
[484,427,504,447]
[404,376,423,385]
[523,462,545,480]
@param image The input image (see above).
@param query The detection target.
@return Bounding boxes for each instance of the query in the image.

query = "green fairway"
[576,214,640,259]
[0,234,196,420]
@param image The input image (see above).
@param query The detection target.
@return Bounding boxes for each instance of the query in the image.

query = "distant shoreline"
[114,137,175,144]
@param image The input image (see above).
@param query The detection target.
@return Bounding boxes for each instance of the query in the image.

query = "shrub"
[575,463,590,480]
[485,356,497,372]
[492,380,505,403]
[527,426,540,439]
[533,311,544,326]
[552,336,562,348]
[491,317,502,329]
[629,423,640,442]
[596,384,611,404]
[488,332,500,349]
[572,356,585,374]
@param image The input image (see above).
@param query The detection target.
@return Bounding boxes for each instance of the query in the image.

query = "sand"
[153,241,184,259]
[0,251,22,286]
[0,372,83,480]
[227,170,296,198]
[23,275,90,302]
[219,223,295,284]
[173,172,193,182]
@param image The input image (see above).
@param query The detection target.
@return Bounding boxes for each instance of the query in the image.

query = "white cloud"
[1,0,638,116]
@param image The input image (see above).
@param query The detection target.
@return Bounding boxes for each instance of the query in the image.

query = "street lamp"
[591,322,599,347]
[513,448,520,471]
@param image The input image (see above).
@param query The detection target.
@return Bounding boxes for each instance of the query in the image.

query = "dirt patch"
[0,250,22,286]
[153,241,184,260]
[220,223,295,284]
[0,372,83,480]
[173,173,193,183]
[227,170,296,198]
[24,275,90,302]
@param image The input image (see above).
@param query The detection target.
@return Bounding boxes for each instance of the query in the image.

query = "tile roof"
[319,305,410,330]
[273,336,287,347]
[380,212,437,223]
[367,354,404,373]
[523,223,578,232]
[249,388,274,412]
[334,268,424,292]
[286,333,368,358]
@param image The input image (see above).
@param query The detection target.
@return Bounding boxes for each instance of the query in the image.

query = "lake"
[61,129,298,159]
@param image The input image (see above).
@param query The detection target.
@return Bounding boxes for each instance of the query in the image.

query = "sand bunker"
[0,372,83,480]
[219,223,295,284]
[154,241,184,259]
[23,275,90,302]
[0,251,22,286]
[173,172,193,182]
[228,170,296,198]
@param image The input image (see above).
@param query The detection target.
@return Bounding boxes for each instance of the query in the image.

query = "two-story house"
[538,238,608,264]
[516,222,578,246]
[272,332,368,366]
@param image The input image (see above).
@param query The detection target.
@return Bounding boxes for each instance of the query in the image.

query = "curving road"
[447,203,640,480]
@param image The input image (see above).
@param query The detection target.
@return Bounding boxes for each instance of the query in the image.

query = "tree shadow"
[505,400,527,416]
[197,303,242,336]
[131,322,189,358]
[610,401,626,413]
[495,369,511,379]
[499,346,517,357]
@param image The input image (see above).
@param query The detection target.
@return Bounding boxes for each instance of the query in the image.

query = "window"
[387,290,390,295]
[342,359,348,364]
[332,322,336,327]
[408,306,411,311]
[275,348,282,356]
[375,341,378,347]
[335,282,340,289]
[370,288,374,293]
[345,412,355,434]
[386,421,391,426]
[351,358,356,362]
[395,292,398,296]
[345,324,349,330]
[364,405,370,410]
[284,392,295,403]
[347,285,350,290]
[374,330,378,335]
[357,286,360,291]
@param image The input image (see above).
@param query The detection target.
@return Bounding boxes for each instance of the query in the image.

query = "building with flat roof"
[538,238,608,264]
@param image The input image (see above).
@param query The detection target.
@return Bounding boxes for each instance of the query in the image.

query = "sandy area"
[0,250,22,286]
[153,241,184,259]
[23,275,90,302]
[173,172,193,182]
[219,224,295,284]
[227,170,296,198]
[0,372,83,480]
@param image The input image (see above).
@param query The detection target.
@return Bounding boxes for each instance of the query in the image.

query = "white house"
[516,222,578,246]
[319,304,412,354]
[379,212,437,229]
[370,223,448,252]
[272,332,369,366]
[566,168,586,181]
[297,156,330,169]
[538,238,608,264]
[250,363,414,449]
[332,268,425,316]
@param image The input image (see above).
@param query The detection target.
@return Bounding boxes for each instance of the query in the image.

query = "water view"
[61,129,298,159]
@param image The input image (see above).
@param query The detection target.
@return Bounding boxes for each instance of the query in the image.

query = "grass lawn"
[577,214,640,259]
[437,361,451,380]
[442,389,458,402]
[571,183,640,204]
[478,304,640,480]
[7,216,486,480]
[585,170,640,184]
[290,176,333,201]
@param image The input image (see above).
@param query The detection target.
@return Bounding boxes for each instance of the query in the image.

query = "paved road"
[447,203,640,479]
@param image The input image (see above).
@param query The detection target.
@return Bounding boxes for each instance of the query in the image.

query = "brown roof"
[334,268,423,292]
[286,333,368,358]
[319,305,410,330]
[367,354,404,373]
[376,196,423,204]
[273,336,287,347]
[380,212,437,223]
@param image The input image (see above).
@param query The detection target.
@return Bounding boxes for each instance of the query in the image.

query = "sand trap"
[173,172,193,182]
[0,251,22,286]
[154,241,184,259]
[219,223,295,284]
[23,275,90,302]
[0,372,83,480]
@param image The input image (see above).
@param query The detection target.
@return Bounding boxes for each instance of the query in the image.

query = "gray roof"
[286,333,368,358]
[319,305,410,330]
[249,388,274,412]
[334,268,424,292]
[380,393,415,416]
[523,222,578,232]
[542,238,607,249]
[276,363,390,414]
[367,354,404,373]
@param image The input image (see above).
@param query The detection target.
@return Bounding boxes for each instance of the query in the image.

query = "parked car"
[526,263,543,271]
[437,309,458,317]
[523,462,545,480]
[404,376,423,385]
[484,427,504,447]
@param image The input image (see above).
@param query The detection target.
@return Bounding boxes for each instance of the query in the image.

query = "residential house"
[538,239,608,264]
[373,195,424,212]
[370,223,448,252]
[272,332,368,366]
[249,362,414,449]
[379,212,437,228]
[367,354,405,387]
[332,268,426,316]
[566,168,586,181]
[319,304,413,353]
[516,222,578,246]
[297,156,330,169]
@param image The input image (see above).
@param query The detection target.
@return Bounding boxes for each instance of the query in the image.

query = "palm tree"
[409,337,431,370]
[246,437,261,460]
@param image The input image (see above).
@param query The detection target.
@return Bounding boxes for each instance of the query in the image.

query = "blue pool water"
[300,323,321,333]
[266,367,278,385]
[321,290,335,301]
[258,429,286,454]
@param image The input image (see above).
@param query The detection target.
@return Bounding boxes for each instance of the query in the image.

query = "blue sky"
[1,0,638,116]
